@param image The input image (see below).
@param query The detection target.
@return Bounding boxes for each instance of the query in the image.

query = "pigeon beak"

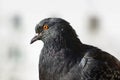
[30,33,42,44]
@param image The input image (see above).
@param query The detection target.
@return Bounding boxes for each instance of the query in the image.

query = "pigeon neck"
[43,35,66,51]
[43,35,83,53]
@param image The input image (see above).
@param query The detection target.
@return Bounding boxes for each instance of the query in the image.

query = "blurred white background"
[0,0,120,80]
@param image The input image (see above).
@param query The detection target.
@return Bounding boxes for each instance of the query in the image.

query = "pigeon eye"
[43,24,49,30]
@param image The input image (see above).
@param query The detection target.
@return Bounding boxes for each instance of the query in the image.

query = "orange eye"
[43,24,49,30]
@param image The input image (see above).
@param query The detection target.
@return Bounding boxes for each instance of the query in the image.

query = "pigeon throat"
[43,34,82,53]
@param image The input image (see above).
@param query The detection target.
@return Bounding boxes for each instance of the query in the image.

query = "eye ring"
[43,24,49,30]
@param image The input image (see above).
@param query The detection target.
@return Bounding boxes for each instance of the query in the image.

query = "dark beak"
[30,33,42,44]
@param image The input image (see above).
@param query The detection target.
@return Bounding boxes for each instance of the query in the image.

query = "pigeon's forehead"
[38,18,69,26]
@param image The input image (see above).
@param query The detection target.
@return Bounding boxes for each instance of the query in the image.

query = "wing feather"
[78,52,120,80]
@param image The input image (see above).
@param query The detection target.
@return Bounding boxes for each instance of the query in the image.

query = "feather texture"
[31,18,120,80]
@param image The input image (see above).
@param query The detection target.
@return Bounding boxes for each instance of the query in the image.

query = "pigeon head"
[30,18,78,44]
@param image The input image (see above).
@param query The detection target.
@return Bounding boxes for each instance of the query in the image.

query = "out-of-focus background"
[0,0,120,80]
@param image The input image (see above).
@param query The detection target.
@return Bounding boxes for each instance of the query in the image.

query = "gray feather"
[32,18,120,80]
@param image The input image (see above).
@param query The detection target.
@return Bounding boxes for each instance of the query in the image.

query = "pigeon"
[30,18,120,80]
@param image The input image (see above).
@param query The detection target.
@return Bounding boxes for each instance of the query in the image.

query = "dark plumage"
[31,18,120,80]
